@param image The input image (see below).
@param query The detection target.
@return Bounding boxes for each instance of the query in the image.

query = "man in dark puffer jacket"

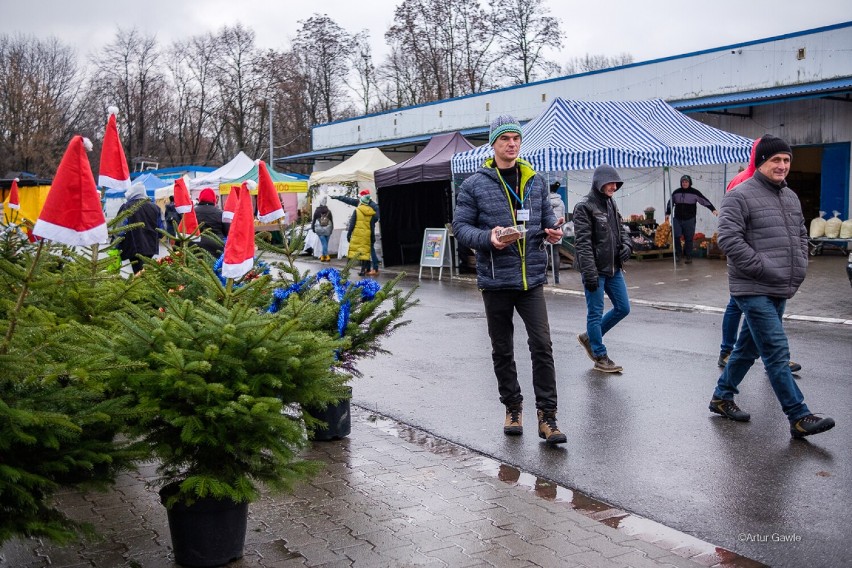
[453,114,566,445]
[572,164,633,373]
[709,134,834,439]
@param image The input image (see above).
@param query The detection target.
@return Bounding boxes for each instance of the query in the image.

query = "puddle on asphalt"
[362,410,766,568]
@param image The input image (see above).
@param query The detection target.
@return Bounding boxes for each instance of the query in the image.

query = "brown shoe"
[504,404,523,435]
[537,410,567,445]
[593,354,623,373]
[367,269,379,275]
[577,333,594,361]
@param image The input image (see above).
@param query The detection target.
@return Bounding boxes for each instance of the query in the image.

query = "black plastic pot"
[159,482,249,567]
[308,386,352,441]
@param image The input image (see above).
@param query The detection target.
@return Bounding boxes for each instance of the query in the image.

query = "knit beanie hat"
[754,134,792,168]
[489,115,522,146]
[198,187,216,204]
[549,181,560,192]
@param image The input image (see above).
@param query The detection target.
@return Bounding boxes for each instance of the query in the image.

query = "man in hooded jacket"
[665,175,718,263]
[116,181,161,274]
[573,164,632,373]
[453,114,566,446]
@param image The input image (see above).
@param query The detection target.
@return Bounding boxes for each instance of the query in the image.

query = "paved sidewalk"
[0,408,762,568]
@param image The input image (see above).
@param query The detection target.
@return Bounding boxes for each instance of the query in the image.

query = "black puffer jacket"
[572,165,632,283]
[195,202,229,257]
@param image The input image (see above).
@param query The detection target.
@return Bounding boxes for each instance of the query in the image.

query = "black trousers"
[481,285,558,411]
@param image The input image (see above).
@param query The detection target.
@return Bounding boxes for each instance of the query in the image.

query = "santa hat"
[177,202,200,241]
[222,185,240,222]
[221,181,256,279]
[7,178,20,210]
[198,187,217,204]
[32,136,108,246]
[255,161,285,223]
[98,107,131,191]
[359,189,371,197]
[173,176,192,214]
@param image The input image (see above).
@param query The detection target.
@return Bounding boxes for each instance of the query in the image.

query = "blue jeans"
[720,295,742,354]
[673,217,696,259]
[370,245,380,270]
[713,295,810,421]
[481,286,557,411]
[584,270,630,357]
[318,235,329,256]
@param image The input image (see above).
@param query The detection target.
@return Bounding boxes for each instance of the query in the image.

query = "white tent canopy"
[189,151,255,189]
[309,148,395,186]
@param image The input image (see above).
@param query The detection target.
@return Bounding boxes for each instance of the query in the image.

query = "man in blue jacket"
[452,115,566,445]
[709,134,834,438]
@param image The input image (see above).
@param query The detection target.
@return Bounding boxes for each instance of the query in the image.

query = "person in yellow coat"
[343,189,376,276]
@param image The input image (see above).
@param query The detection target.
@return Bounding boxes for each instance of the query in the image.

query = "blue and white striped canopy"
[451,98,753,174]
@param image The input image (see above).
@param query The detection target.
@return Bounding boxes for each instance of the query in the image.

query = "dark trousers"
[481,285,558,411]
[673,217,696,259]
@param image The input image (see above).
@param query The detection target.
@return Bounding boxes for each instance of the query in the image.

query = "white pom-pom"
[245,179,258,190]
[82,137,93,151]
[108,105,119,116]
[255,159,261,165]
[13,177,19,182]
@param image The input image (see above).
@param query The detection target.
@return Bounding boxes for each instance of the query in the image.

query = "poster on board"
[420,228,448,267]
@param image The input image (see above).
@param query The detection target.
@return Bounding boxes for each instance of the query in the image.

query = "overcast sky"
[2,0,851,66]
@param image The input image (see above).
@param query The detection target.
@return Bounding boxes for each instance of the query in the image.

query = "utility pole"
[268,99,274,168]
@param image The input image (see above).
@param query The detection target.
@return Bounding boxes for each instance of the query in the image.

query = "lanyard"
[495,166,527,261]
[495,166,526,209]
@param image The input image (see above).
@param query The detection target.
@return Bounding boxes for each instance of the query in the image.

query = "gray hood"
[591,164,623,194]
[126,182,147,201]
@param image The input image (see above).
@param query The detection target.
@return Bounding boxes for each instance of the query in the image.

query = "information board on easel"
[419,227,451,280]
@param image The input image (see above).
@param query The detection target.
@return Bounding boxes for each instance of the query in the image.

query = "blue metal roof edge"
[309,21,852,131]
[671,78,852,112]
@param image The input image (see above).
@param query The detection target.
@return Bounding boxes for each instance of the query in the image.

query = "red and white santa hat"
[222,184,240,221]
[98,107,131,191]
[221,180,256,279]
[33,136,108,246]
[177,202,200,241]
[255,160,285,223]
[173,176,192,214]
[7,178,20,210]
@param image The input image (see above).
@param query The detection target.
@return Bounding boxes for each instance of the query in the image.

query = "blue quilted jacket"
[452,158,557,290]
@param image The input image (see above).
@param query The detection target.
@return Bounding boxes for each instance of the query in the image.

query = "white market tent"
[189,151,255,189]
[309,148,395,187]
[451,98,752,174]
[309,147,396,259]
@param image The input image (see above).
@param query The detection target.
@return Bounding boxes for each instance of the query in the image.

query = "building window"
[542,94,547,102]
[797,48,806,60]
[486,103,490,112]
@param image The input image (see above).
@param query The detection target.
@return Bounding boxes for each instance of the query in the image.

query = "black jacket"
[194,202,229,257]
[572,165,632,281]
[117,197,161,262]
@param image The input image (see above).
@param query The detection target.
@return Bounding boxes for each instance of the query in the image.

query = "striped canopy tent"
[451,98,753,174]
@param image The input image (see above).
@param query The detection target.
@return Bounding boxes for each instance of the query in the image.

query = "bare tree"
[563,53,634,75]
[292,15,356,125]
[161,32,223,166]
[346,31,376,115]
[0,34,87,176]
[490,0,563,84]
[88,27,165,164]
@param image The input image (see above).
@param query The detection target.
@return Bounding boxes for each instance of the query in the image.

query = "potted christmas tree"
[103,184,415,566]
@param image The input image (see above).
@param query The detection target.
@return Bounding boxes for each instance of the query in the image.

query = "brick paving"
[0,408,763,568]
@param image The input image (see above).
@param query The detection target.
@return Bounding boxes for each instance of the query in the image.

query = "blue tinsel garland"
[267,268,380,337]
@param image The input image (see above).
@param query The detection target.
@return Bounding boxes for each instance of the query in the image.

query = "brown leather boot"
[537,410,567,445]
[503,404,523,436]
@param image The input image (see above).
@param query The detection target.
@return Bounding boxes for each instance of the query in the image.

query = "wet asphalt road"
[346,268,851,568]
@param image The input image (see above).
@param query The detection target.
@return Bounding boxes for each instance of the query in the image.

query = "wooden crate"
[630,246,673,261]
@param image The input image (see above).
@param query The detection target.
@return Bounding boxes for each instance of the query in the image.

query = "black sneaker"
[709,398,751,422]
[789,361,802,373]
[790,414,835,438]
[717,352,731,368]
[684,257,693,264]
[593,354,623,373]
[577,333,594,361]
